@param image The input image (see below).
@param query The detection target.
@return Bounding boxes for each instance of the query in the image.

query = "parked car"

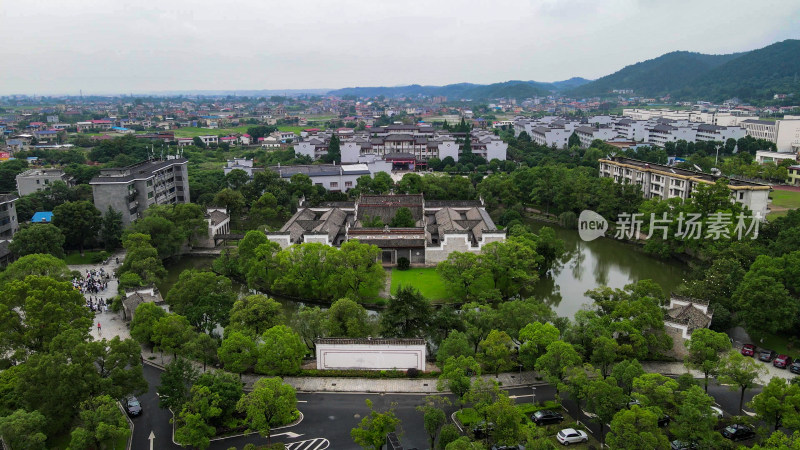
[741,344,756,357]
[531,409,564,425]
[658,414,671,427]
[774,354,792,369]
[670,440,697,450]
[722,424,755,441]
[789,360,800,374]
[710,405,723,419]
[472,421,494,439]
[556,428,588,445]
[123,395,142,416]
[759,349,777,362]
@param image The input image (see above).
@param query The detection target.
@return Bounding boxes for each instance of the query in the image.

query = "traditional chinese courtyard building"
[266,194,505,266]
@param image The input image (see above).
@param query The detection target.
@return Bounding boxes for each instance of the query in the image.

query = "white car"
[711,406,723,419]
[556,428,588,445]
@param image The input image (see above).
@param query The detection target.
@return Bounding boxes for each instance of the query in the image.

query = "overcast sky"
[2,0,799,95]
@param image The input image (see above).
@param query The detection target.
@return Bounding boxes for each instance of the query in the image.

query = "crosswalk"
[285,438,330,450]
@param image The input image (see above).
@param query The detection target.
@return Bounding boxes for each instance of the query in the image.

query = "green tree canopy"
[255,325,307,376]
[9,224,65,259]
[237,377,298,445]
[52,200,101,254]
[166,270,237,333]
[350,399,401,450]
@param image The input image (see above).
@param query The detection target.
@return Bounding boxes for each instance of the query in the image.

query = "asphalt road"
[131,364,767,450]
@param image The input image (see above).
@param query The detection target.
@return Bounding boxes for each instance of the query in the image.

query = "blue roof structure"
[31,211,53,223]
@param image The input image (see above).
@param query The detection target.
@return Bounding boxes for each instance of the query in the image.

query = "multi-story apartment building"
[89,158,190,225]
[574,126,617,148]
[599,157,770,218]
[0,195,19,239]
[742,119,777,141]
[743,118,800,152]
[15,168,75,196]
[694,124,746,143]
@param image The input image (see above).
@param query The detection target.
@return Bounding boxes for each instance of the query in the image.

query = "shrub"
[406,367,419,378]
[438,424,460,449]
[397,257,410,270]
[91,251,110,264]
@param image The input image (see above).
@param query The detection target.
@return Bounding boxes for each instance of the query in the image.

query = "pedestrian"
[97,322,101,334]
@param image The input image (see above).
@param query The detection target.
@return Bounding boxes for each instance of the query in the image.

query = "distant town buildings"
[267,161,392,192]
[89,158,190,225]
[599,156,771,218]
[15,168,74,196]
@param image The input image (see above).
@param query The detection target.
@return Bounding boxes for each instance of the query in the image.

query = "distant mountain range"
[327,78,592,100]
[327,39,800,103]
[568,39,800,102]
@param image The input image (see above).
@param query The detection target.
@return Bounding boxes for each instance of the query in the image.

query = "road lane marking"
[286,438,330,450]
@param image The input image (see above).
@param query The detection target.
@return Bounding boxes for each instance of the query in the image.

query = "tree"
[227,294,283,338]
[52,200,101,254]
[129,302,167,346]
[0,253,72,282]
[438,424,461,450]
[237,377,298,445]
[118,233,166,286]
[684,328,731,392]
[671,385,719,447]
[166,270,237,334]
[174,411,214,450]
[606,405,669,450]
[487,394,523,445]
[611,359,645,396]
[250,192,280,225]
[212,188,246,221]
[327,298,372,338]
[151,314,195,359]
[9,224,65,258]
[0,275,93,361]
[749,377,800,432]
[380,286,432,338]
[734,273,798,337]
[225,168,250,190]
[68,395,131,450]
[436,330,473,369]
[193,371,243,428]
[438,356,481,407]
[477,330,514,377]
[590,336,619,378]
[351,399,401,450]
[217,331,257,377]
[0,409,48,450]
[718,350,766,414]
[585,376,626,445]
[416,396,449,449]
[158,358,199,413]
[535,341,582,399]
[437,252,493,302]
[632,373,679,416]
[328,240,385,301]
[193,136,207,148]
[255,325,307,376]
[518,322,559,370]
[99,206,123,250]
[293,305,329,351]
[186,333,219,372]
[568,132,581,148]
[390,207,416,227]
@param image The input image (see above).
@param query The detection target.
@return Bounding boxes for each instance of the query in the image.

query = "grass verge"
[390,267,449,301]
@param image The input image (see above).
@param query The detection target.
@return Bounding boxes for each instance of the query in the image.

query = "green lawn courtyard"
[767,188,800,221]
[389,267,450,301]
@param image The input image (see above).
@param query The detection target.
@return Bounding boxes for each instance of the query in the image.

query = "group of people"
[72,268,111,295]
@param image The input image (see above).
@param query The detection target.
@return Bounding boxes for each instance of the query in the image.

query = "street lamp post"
[531,386,536,405]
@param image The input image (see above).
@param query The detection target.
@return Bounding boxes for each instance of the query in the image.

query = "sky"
[2,0,799,95]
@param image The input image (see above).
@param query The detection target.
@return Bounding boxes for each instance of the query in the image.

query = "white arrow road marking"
[272,431,304,439]
[148,431,155,450]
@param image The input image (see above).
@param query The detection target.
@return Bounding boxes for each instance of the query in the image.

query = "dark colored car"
[473,421,494,439]
[531,409,564,425]
[759,349,777,362]
[658,414,671,427]
[741,344,756,357]
[670,440,697,450]
[774,354,792,369]
[722,424,755,441]
[123,395,142,416]
[789,360,800,374]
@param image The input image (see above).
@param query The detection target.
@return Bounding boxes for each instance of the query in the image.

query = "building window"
[148,192,153,199]
[345,181,353,188]
[330,182,338,188]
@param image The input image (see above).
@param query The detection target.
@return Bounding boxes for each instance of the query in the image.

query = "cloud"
[1,0,798,94]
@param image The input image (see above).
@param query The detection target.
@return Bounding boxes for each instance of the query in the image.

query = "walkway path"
[67,250,131,341]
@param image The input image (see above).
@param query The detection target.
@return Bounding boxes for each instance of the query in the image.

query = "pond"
[527,220,690,317]
[162,224,690,320]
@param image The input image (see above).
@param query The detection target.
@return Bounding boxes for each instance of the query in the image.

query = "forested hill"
[566,51,741,98]
[568,39,800,103]
[327,78,592,100]
[676,39,800,102]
